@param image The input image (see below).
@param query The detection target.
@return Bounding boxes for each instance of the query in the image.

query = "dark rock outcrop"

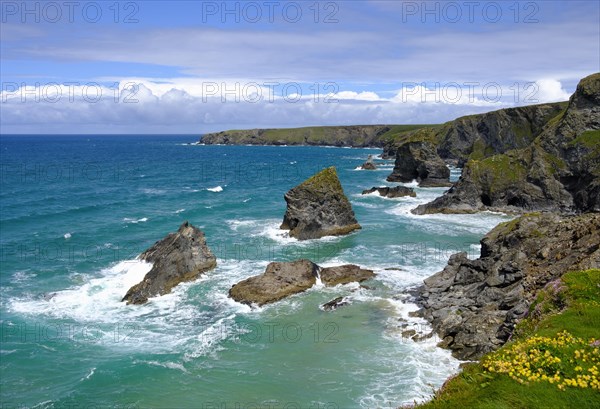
[413,73,600,215]
[417,212,600,360]
[360,154,377,170]
[361,186,416,198]
[229,260,374,306]
[280,167,361,240]
[122,222,217,305]
[321,296,350,311]
[387,141,452,187]
[381,102,566,168]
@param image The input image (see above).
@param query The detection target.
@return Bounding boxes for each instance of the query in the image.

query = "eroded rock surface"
[122,222,217,305]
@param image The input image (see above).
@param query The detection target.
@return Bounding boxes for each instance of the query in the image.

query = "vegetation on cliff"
[414,72,600,215]
[201,124,430,147]
[417,269,600,409]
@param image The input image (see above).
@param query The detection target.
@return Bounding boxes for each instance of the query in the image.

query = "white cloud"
[535,79,571,102]
[1,80,521,134]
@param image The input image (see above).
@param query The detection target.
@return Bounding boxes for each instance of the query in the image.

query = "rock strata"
[122,222,217,305]
[280,167,361,240]
[229,260,374,306]
[362,186,416,198]
[416,212,600,360]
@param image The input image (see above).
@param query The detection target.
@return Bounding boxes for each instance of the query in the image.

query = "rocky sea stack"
[387,141,452,187]
[280,166,361,240]
[416,212,600,360]
[229,259,374,306]
[122,222,217,305]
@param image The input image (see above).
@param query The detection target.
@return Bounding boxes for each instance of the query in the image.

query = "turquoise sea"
[0,135,512,408]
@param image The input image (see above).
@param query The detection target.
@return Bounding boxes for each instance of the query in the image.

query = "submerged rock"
[280,167,361,240]
[361,186,416,198]
[229,260,374,306]
[387,141,452,187]
[416,212,600,360]
[321,296,350,311]
[122,221,217,305]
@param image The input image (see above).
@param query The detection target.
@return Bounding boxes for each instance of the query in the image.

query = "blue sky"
[1,0,599,134]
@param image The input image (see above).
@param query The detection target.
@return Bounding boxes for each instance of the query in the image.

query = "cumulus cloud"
[1,80,524,134]
[534,79,572,102]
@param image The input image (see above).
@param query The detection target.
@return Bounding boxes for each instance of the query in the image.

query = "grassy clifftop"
[417,269,600,409]
[200,124,431,147]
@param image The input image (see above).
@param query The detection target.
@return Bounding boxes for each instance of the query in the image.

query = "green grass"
[569,130,600,150]
[468,153,528,194]
[416,269,600,409]
[206,124,435,146]
[299,166,342,192]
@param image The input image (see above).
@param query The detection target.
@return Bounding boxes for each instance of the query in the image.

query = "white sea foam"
[123,217,149,224]
[175,208,185,214]
[206,186,223,192]
[9,260,153,323]
[12,271,37,283]
[81,367,96,381]
[139,188,166,195]
[141,360,189,373]
[357,298,460,407]
[63,233,72,239]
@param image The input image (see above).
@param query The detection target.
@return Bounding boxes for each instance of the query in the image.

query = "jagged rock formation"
[280,167,361,240]
[361,186,416,198]
[122,222,217,305]
[416,212,600,360]
[387,141,452,187]
[382,102,566,167]
[360,154,377,170]
[229,260,374,306]
[413,73,600,214]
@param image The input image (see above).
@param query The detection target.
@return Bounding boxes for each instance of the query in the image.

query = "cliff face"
[417,212,600,360]
[413,73,600,215]
[201,124,431,148]
[383,102,566,188]
[202,125,392,147]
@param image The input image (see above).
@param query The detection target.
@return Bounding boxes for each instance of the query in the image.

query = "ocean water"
[0,135,512,408]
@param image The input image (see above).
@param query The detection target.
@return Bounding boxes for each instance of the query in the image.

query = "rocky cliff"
[200,124,429,147]
[280,167,361,240]
[417,212,600,360]
[383,102,566,188]
[413,73,599,215]
[122,222,217,305]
